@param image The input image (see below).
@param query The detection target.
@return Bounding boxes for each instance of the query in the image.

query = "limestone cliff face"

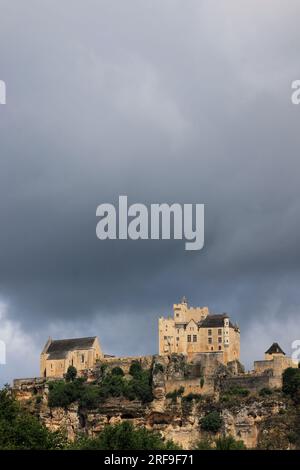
[13,354,289,449]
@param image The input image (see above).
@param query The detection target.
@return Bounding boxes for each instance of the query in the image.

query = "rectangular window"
[193,335,197,342]
[208,329,212,336]
[187,335,191,342]
[218,329,222,335]
[218,337,222,343]
[208,337,212,344]
[81,354,85,363]
[176,337,179,341]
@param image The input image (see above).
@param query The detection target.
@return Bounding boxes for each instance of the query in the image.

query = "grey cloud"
[0,0,300,383]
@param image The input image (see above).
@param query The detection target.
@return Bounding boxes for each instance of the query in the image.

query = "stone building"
[40,336,103,378]
[253,342,298,387]
[158,297,240,363]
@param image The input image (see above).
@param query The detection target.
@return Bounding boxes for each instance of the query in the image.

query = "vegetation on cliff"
[0,387,66,450]
[68,421,180,450]
[48,362,153,409]
[194,435,246,450]
[0,386,179,450]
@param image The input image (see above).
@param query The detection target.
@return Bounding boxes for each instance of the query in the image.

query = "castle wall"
[222,374,271,393]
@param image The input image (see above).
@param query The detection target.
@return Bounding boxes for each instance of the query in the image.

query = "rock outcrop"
[12,354,290,449]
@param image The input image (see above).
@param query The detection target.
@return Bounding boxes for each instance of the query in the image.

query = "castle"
[37,297,297,386]
[158,297,240,363]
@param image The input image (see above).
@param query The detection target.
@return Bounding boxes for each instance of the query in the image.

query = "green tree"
[69,421,180,450]
[0,387,65,449]
[65,365,77,382]
[282,367,300,401]
[201,411,223,433]
[111,367,124,377]
[214,436,246,450]
[129,361,143,378]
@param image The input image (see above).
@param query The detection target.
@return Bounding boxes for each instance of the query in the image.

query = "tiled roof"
[46,337,97,360]
[265,342,285,355]
[199,314,234,328]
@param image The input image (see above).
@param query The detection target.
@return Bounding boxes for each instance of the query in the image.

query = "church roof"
[199,314,234,328]
[265,342,285,355]
[46,337,97,360]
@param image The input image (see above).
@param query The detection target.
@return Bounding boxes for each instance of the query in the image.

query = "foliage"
[65,365,77,382]
[111,367,124,377]
[226,386,250,397]
[69,421,180,450]
[153,363,164,375]
[194,435,245,450]
[48,365,153,408]
[259,387,273,397]
[282,367,300,401]
[201,411,223,433]
[166,386,185,402]
[129,361,143,378]
[194,438,213,450]
[0,387,66,450]
[214,436,246,450]
[182,393,202,402]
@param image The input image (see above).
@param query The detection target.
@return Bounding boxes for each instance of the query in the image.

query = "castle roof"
[199,314,234,328]
[265,342,285,355]
[45,337,97,360]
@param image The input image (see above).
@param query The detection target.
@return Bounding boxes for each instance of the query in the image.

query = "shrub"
[214,436,246,450]
[166,387,185,402]
[79,385,101,409]
[0,387,66,449]
[282,367,300,400]
[65,365,77,382]
[49,365,153,408]
[69,421,180,450]
[201,411,223,433]
[129,361,143,378]
[259,387,273,397]
[193,438,213,450]
[111,367,124,377]
[226,386,249,397]
[182,393,202,402]
[153,363,164,375]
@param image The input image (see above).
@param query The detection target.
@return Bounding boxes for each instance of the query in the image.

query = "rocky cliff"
[13,354,292,449]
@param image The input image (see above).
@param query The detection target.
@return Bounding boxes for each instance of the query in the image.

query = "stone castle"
[38,297,296,387]
[158,297,240,363]
[12,297,299,449]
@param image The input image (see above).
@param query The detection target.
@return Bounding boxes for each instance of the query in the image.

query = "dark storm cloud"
[1,0,300,381]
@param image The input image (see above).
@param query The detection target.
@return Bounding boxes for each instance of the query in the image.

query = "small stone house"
[40,336,103,378]
[254,342,298,388]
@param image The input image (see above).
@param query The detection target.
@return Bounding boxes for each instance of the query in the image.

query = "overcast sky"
[0,0,300,384]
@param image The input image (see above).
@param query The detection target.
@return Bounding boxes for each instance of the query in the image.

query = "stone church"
[40,336,103,378]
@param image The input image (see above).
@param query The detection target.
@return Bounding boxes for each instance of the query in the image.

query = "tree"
[69,421,180,450]
[214,436,246,450]
[201,411,223,433]
[111,367,124,377]
[0,387,65,449]
[66,365,77,382]
[282,367,300,401]
[129,361,143,378]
